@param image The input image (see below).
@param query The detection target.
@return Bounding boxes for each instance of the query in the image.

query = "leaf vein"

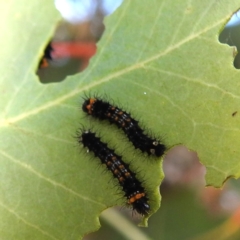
[0,200,59,240]
[0,149,105,207]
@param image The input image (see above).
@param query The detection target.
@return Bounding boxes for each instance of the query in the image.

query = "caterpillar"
[78,129,150,215]
[39,42,53,68]
[82,97,166,157]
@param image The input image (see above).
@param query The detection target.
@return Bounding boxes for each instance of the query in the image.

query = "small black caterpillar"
[39,42,53,68]
[82,97,166,157]
[78,130,150,215]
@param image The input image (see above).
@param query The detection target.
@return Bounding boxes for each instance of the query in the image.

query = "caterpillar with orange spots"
[82,97,166,157]
[78,130,150,215]
[39,42,53,68]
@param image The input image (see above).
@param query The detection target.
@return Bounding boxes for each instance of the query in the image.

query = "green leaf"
[1,0,240,239]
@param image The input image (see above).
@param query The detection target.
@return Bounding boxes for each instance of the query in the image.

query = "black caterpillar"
[78,130,150,215]
[82,97,166,157]
[39,42,53,68]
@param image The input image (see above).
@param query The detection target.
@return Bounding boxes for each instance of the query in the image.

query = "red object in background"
[52,42,96,58]
[52,42,96,70]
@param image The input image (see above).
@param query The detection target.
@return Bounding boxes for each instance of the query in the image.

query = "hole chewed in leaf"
[219,10,240,69]
[36,1,122,83]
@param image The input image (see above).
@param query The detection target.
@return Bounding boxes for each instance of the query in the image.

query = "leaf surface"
[1,0,240,239]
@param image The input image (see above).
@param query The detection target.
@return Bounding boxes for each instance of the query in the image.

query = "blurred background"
[38,1,240,239]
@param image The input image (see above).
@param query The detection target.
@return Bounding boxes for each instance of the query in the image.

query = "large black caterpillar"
[78,130,150,215]
[82,97,166,157]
